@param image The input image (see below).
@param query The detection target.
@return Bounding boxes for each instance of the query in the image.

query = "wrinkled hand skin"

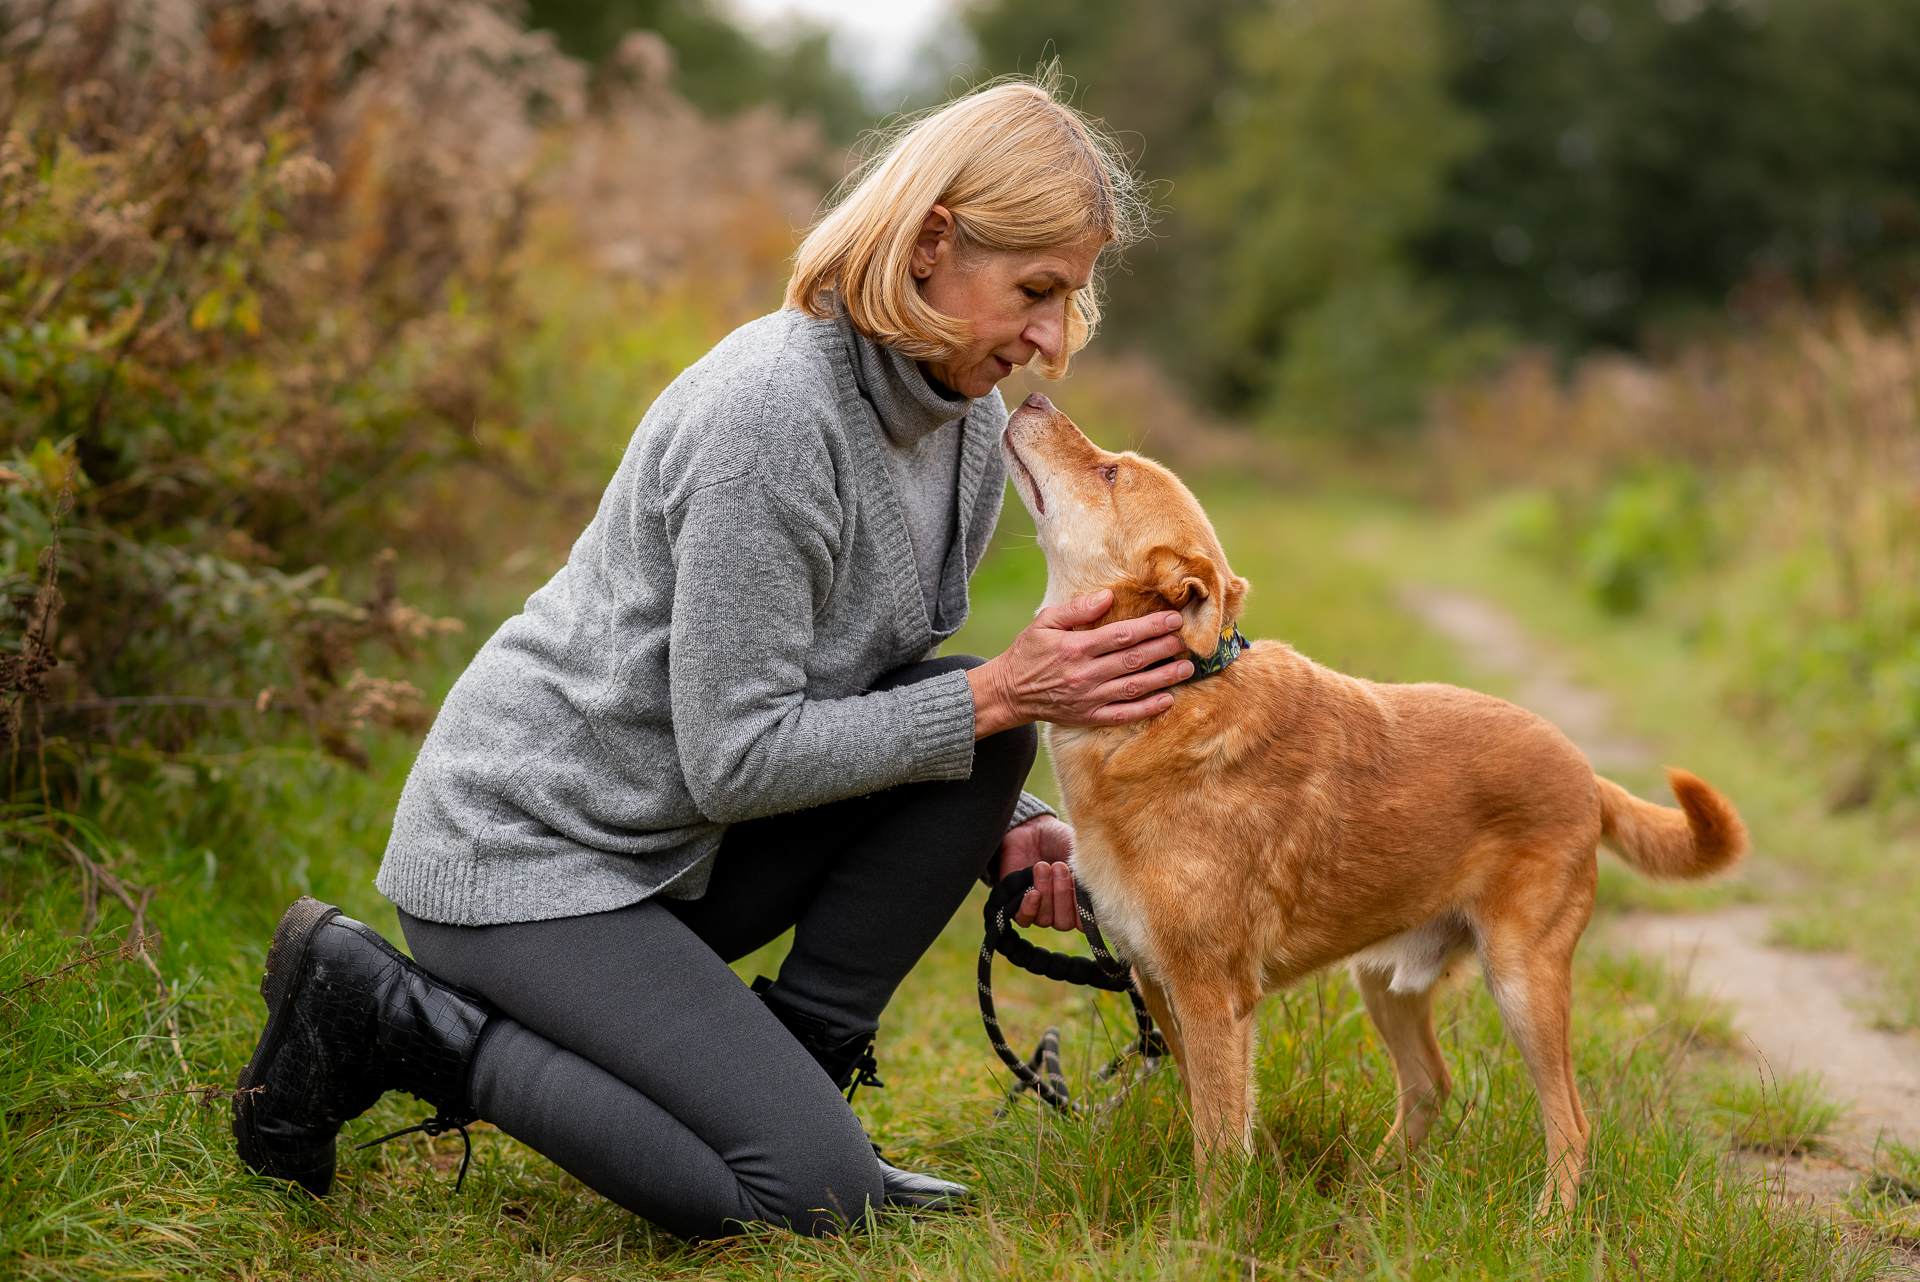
[967,591,1192,739]
[996,814,1079,932]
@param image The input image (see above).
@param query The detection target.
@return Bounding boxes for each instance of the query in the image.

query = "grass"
[0,470,1891,1279]
[1850,1145,1920,1249]
[1705,1070,1847,1158]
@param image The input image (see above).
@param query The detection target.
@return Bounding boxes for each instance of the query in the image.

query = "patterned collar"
[1186,623,1250,682]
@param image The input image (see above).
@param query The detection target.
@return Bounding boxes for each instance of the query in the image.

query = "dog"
[1001,392,1747,1213]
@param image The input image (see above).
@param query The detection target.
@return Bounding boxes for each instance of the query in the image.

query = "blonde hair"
[785,71,1148,379]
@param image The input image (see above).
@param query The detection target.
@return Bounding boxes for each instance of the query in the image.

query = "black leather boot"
[233,897,491,1197]
[751,977,971,1212]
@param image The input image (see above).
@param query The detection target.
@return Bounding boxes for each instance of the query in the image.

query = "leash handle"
[978,868,1165,1114]
[985,868,1133,992]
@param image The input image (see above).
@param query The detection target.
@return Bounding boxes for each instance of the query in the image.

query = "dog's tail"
[1597,768,1748,880]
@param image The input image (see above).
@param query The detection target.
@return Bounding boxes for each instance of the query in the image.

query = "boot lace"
[356,1109,479,1192]
[845,1043,884,1102]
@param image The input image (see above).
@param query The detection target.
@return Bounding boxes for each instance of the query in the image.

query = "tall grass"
[1419,305,1920,1041]
[0,0,822,792]
[1431,307,1920,811]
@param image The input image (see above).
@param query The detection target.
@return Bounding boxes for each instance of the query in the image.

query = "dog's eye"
[1100,466,1118,485]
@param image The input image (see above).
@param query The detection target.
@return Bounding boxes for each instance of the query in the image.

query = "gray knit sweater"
[377,307,1054,926]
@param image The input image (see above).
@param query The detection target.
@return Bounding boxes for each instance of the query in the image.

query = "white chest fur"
[1065,832,1164,983]
[1047,725,1169,984]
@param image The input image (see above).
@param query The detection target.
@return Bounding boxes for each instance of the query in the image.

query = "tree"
[525,0,870,141]
[1423,0,1920,348]
[1193,0,1488,429]
[958,0,1263,356]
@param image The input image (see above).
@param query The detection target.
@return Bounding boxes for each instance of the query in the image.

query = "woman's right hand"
[967,590,1193,738]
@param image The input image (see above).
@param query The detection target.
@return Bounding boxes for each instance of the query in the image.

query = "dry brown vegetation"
[0,0,826,784]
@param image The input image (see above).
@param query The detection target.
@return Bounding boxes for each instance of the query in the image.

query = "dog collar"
[1185,623,1249,682]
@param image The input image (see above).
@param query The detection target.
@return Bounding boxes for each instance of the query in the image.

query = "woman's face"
[912,205,1103,400]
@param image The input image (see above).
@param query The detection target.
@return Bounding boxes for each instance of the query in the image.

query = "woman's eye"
[1100,466,1118,484]
[1023,287,1047,301]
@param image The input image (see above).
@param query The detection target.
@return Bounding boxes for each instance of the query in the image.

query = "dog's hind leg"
[1353,965,1452,1161]
[1474,879,1594,1216]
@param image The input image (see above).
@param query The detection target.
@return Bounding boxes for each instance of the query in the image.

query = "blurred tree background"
[523,0,872,142]
[963,0,1920,429]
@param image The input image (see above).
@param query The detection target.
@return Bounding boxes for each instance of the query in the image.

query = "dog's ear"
[1149,548,1231,659]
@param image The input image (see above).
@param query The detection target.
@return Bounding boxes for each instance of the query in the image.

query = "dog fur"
[1001,393,1748,1213]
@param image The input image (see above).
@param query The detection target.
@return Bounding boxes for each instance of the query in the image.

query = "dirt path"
[1399,586,1920,1196]
[1396,587,1652,771]
[1620,908,1920,1170]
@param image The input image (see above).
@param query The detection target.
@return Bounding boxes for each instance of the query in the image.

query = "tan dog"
[1002,393,1747,1213]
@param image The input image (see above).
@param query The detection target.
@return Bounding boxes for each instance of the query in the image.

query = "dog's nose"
[1021,392,1054,412]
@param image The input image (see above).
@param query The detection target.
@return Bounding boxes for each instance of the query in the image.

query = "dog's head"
[1004,393,1249,660]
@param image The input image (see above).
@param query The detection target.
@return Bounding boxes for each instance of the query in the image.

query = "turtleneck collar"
[838,311,973,448]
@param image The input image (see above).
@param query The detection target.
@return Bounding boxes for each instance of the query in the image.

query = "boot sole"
[232,896,341,1187]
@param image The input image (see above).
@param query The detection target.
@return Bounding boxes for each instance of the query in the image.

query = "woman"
[232,77,1197,1239]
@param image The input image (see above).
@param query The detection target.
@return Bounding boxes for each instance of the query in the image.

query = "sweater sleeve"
[1009,791,1056,829]
[974,790,1061,887]
[666,473,977,824]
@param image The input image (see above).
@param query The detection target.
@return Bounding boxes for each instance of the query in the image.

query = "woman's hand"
[967,590,1192,738]
[997,814,1080,932]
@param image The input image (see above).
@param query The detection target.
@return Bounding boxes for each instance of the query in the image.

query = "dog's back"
[1055,640,1607,985]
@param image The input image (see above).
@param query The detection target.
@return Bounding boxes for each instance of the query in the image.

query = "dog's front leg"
[1161,978,1257,1205]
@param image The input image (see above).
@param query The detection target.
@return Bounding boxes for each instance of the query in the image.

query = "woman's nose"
[1024,309,1064,361]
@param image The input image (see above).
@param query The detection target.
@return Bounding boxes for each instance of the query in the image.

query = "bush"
[1579,465,1711,615]
[0,0,823,795]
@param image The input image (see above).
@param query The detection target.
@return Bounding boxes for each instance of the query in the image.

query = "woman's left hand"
[996,815,1080,933]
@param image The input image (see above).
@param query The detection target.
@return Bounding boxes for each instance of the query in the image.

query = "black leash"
[978,867,1166,1114]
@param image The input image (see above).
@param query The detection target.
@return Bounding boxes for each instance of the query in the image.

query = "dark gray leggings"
[398,655,1036,1239]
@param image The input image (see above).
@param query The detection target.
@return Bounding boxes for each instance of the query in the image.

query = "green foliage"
[1491,487,1563,560]
[1191,0,1488,430]
[0,79,474,769]
[1578,466,1712,615]
[1270,273,1505,437]
[1434,309,1920,805]
[958,0,1262,358]
[525,0,870,141]
[1730,542,1920,807]
[1426,0,1920,348]
[0,0,815,790]
[965,0,1503,433]
[968,0,1920,429]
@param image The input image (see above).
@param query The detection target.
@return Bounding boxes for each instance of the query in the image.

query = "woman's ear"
[913,204,955,281]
